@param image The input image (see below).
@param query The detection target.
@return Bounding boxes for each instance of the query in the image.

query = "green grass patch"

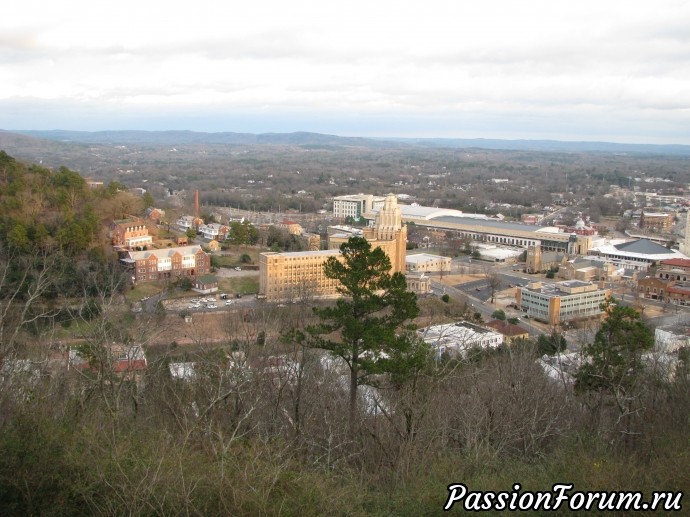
[218,276,259,295]
[214,246,261,265]
[125,283,165,304]
[212,255,241,267]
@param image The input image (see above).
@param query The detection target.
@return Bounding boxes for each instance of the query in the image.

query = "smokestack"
[195,190,199,218]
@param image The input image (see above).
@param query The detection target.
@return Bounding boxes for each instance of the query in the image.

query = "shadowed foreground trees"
[300,236,420,434]
[0,304,688,514]
[575,299,655,440]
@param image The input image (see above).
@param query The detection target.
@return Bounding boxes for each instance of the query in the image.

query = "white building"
[654,324,690,353]
[332,194,385,221]
[406,253,452,273]
[176,215,196,230]
[198,223,228,241]
[418,321,504,358]
[475,244,524,263]
[588,238,688,271]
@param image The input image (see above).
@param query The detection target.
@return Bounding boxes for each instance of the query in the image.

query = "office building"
[516,280,610,325]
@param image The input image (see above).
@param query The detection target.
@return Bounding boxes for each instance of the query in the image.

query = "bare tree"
[483,265,503,305]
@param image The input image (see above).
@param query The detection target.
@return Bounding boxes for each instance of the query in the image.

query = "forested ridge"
[0,151,688,515]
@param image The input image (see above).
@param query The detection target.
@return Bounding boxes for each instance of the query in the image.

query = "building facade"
[589,238,688,271]
[516,280,610,325]
[259,250,343,301]
[406,253,452,273]
[332,194,385,221]
[110,218,153,249]
[525,245,567,274]
[120,245,210,283]
[484,320,530,345]
[639,211,674,232]
[367,202,593,254]
[199,223,229,241]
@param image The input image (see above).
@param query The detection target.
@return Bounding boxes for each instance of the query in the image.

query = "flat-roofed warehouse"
[367,203,593,254]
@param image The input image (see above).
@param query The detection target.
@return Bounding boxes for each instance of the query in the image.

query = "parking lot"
[162,293,246,313]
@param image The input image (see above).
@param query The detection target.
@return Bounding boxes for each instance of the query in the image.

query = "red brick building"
[120,245,210,283]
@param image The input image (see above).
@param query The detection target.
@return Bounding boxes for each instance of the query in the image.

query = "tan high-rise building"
[259,194,407,301]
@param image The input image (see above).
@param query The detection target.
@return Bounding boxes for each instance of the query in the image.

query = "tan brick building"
[260,194,407,302]
[639,211,674,232]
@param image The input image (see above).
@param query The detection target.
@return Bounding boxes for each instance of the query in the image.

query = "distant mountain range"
[6,129,690,155]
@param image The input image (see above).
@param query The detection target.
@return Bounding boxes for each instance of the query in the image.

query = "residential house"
[69,343,148,381]
[485,320,530,345]
[193,274,218,294]
[144,207,166,222]
[176,215,203,231]
[199,223,229,241]
[276,220,303,235]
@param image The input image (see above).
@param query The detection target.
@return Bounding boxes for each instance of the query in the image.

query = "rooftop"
[614,239,675,255]
[126,245,204,261]
[661,258,690,268]
[263,249,341,259]
[406,253,450,263]
[522,280,603,296]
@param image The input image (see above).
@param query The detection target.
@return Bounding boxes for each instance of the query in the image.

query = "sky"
[2,0,690,144]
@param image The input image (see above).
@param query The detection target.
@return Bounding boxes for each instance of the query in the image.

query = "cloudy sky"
[2,0,689,143]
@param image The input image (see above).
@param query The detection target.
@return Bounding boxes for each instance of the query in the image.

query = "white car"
[207,304,217,309]
[225,300,234,306]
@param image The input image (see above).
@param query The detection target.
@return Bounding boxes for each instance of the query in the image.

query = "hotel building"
[260,194,407,302]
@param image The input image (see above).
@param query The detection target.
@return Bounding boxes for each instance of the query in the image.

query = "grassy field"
[124,283,165,304]
[218,276,259,295]
[213,246,261,266]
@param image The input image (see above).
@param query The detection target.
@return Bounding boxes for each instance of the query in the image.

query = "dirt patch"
[436,274,484,285]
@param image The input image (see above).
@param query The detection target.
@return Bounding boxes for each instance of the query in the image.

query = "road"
[430,279,544,337]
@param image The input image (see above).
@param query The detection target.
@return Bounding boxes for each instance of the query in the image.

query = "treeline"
[6,134,690,221]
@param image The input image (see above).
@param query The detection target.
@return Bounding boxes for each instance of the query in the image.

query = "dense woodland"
[3,130,690,221]
[0,148,689,514]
